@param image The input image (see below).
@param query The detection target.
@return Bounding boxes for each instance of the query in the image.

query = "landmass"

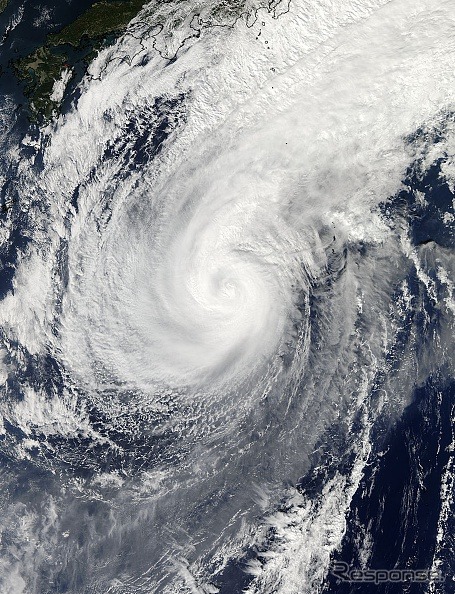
[48,0,145,46]
[13,0,290,123]
[14,0,147,121]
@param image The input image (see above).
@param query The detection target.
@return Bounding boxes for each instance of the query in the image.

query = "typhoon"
[0,0,454,593]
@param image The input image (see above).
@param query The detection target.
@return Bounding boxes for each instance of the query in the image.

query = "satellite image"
[0,0,453,593]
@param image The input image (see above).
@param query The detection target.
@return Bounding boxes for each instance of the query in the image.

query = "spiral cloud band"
[0,0,454,592]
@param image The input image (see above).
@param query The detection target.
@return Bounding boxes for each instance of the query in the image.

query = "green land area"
[14,0,147,120]
[48,0,145,46]
[0,0,9,14]
[14,0,254,121]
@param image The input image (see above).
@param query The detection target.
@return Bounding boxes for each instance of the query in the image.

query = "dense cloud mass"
[0,0,454,592]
